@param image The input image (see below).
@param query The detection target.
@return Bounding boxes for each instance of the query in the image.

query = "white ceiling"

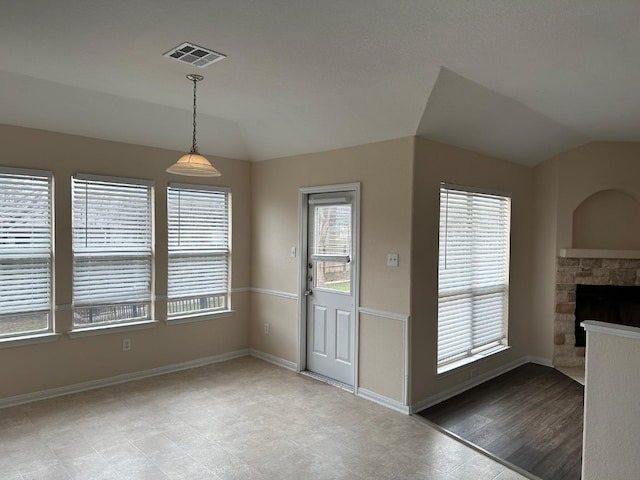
[2,1,640,165]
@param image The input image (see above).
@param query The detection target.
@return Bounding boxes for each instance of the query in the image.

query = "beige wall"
[572,189,640,249]
[410,137,534,403]
[552,142,640,249]
[0,124,251,399]
[582,325,640,480]
[250,137,414,403]
[529,159,559,360]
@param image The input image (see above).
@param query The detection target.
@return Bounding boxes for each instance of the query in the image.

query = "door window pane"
[315,261,351,293]
[310,202,352,293]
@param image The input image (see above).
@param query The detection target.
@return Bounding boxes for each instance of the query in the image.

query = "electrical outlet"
[264,323,270,335]
[387,253,399,267]
[122,338,131,352]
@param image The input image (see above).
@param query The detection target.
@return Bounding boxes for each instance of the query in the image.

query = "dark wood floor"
[418,363,584,480]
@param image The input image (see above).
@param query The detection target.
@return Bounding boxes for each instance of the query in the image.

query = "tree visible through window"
[312,203,352,293]
[437,183,511,371]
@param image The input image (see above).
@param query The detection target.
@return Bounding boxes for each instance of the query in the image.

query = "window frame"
[166,183,231,321]
[437,182,511,374]
[71,173,154,329]
[0,167,54,340]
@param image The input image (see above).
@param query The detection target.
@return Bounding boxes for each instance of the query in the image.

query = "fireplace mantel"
[559,248,640,259]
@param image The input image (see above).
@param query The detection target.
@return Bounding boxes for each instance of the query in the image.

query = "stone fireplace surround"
[555,253,640,367]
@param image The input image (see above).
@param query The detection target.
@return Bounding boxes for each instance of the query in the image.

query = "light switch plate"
[290,246,297,258]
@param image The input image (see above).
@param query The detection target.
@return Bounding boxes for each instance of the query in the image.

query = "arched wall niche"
[572,189,640,249]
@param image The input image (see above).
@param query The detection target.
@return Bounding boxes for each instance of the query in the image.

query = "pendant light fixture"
[166,74,221,177]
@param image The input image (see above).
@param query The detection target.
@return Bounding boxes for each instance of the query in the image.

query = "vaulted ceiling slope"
[1,1,639,165]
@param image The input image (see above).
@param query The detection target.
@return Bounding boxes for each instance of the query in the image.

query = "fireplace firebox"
[575,284,640,346]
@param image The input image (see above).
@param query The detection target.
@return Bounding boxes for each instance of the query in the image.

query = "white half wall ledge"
[581,320,640,340]
[559,248,640,259]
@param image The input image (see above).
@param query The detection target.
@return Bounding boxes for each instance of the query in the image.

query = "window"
[167,184,230,319]
[0,168,53,338]
[437,183,511,372]
[72,175,153,327]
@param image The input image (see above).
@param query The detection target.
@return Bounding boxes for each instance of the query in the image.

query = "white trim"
[251,287,298,300]
[68,320,158,338]
[0,166,53,178]
[357,387,410,414]
[581,320,640,340]
[404,314,410,406]
[441,182,512,199]
[358,307,409,322]
[0,349,249,409]
[0,333,61,350]
[168,182,230,194]
[437,345,510,375]
[249,349,298,371]
[307,195,350,205]
[297,189,308,373]
[559,248,640,259]
[528,355,553,367]
[74,172,154,187]
[231,287,251,294]
[298,183,361,391]
[165,310,233,325]
[410,356,531,413]
[300,183,361,195]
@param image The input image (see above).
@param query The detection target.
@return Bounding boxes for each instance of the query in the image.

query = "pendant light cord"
[191,76,199,154]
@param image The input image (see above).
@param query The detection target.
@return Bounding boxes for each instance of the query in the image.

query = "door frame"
[297,183,361,390]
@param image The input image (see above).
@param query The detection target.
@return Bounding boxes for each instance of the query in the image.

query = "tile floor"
[0,356,530,480]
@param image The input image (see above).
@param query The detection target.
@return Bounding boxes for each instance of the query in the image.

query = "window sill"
[166,310,234,325]
[68,320,158,338]
[437,345,510,376]
[0,332,61,349]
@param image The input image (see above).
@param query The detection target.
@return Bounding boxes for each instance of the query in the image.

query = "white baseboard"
[410,355,542,414]
[358,387,409,414]
[249,349,297,371]
[0,349,250,409]
[527,355,553,367]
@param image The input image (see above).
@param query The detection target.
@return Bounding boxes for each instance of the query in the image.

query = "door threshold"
[300,370,354,393]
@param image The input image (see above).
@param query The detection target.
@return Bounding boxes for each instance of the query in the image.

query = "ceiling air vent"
[163,42,226,68]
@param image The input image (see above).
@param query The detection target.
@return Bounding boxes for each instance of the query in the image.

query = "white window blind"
[310,203,352,258]
[0,169,52,337]
[167,184,229,318]
[72,175,153,327]
[438,183,511,369]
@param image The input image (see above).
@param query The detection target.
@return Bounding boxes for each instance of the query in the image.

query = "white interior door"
[306,193,355,386]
